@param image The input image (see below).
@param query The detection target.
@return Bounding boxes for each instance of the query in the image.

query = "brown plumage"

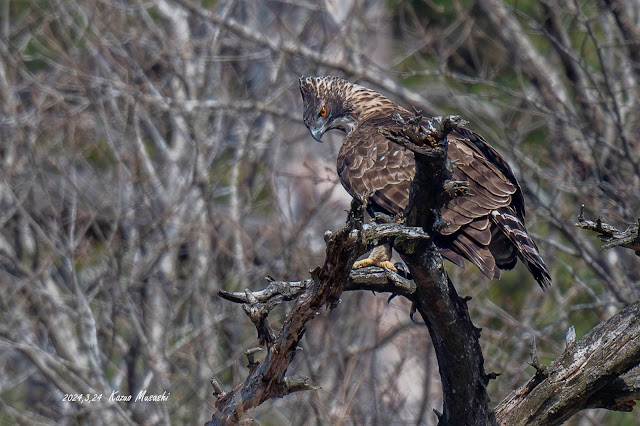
[299,76,551,289]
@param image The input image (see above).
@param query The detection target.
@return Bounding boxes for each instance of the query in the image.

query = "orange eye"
[319,107,327,117]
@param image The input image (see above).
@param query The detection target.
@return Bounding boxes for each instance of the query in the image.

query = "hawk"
[299,76,551,289]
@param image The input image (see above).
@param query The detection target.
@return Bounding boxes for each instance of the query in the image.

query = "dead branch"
[576,205,640,255]
[218,266,416,306]
[493,300,640,424]
[381,114,493,425]
[587,366,640,412]
[207,207,427,424]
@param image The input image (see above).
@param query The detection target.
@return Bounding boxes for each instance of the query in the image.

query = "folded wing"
[336,117,550,289]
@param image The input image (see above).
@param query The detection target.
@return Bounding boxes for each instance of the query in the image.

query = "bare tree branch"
[576,206,640,255]
[381,114,493,425]
[494,300,640,424]
[207,202,429,424]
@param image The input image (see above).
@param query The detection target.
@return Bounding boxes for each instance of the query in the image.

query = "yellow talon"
[353,245,397,272]
[353,258,398,272]
[378,261,398,271]
[353,258,375,269]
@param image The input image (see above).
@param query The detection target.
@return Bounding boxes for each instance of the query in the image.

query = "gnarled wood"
[494,300,640,425]
[383,114,494,425]
[207,205,428,424]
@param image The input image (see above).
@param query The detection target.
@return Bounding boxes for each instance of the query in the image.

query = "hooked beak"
[310,126,326,143]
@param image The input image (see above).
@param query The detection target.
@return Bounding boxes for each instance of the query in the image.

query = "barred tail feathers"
[490,209,552,289]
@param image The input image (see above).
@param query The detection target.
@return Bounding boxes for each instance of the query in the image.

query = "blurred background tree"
[0,0,638,424]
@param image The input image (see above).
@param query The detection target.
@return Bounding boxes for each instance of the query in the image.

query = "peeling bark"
[494,301,640,425]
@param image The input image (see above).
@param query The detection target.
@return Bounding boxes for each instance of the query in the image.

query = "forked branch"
[208,204,426,425]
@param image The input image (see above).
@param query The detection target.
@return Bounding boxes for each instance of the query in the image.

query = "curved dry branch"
[494,300,640,424]
[207,208,427,424]
[218,266,416,306]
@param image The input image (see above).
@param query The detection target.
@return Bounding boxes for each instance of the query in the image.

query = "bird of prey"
[299,76,551,289]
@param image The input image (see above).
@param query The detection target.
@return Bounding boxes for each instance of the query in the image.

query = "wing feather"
[468,216,490,231]
[462,224,492,246]
[452,234,500,280]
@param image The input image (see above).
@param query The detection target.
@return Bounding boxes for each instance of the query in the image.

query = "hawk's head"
[299,76,359,142]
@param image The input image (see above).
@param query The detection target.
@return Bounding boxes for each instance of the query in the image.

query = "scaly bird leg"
[353,244,397,272]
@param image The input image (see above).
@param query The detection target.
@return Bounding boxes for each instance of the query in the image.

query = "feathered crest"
[299,76,397,123]
[299,76,350,104]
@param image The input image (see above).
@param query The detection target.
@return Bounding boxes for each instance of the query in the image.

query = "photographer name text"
[62,390,170,403]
